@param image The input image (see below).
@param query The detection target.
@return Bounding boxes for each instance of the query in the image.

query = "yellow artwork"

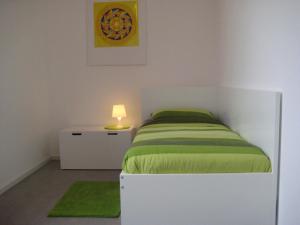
[94,1,139,47]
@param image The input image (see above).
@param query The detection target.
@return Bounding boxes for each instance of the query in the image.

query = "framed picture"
[87,0,147,65]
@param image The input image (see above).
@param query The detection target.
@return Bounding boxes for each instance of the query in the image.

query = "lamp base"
[104,124,130,130]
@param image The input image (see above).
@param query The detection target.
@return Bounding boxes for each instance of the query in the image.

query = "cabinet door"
[60,130,132,169]
[60,131,108,169]
[106,131,132,169]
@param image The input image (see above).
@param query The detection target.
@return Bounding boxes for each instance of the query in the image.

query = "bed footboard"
[120,172,277,225]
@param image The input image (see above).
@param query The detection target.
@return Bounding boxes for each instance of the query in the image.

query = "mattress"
[122,123,271,174]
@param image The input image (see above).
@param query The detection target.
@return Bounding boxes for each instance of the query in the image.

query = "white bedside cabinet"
[59,126,134,169]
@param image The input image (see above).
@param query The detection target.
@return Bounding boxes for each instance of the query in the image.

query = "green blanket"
[122,123,271,174]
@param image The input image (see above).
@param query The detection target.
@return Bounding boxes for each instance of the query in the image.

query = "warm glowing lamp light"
[112,104,127,122]
[105,104,130,130]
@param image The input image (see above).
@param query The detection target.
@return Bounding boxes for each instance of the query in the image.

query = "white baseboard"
[0,157,51,195]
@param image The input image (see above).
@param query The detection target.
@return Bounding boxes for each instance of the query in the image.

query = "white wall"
[2,1,299,224]
[46,0,219,156]
[0,0,50,192]
[218,1,300,224]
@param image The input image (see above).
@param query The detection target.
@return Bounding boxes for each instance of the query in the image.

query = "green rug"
[48,181,120,218]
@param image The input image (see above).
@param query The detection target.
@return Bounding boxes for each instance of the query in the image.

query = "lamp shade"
[112,104,127,119]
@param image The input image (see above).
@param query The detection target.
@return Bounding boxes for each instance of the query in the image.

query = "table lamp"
[105,104,130,130]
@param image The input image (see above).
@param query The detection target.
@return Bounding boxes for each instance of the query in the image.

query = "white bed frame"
[120,86,281,225]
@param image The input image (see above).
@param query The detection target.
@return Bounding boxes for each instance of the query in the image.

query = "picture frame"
[87,0,147,66]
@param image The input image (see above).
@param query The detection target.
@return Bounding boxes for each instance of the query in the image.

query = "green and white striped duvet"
[122,123,271,174]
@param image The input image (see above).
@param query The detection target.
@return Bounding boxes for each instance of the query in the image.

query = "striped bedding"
[122,123,271,174]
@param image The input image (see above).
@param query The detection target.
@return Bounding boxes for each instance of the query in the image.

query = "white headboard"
[140,86,281,173]
[141,86,218,121]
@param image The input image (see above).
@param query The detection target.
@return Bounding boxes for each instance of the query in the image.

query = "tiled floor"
[0,161,121,225]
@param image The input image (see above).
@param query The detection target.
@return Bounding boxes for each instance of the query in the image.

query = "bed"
[123,118,271,174]
[120,87,281,225]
